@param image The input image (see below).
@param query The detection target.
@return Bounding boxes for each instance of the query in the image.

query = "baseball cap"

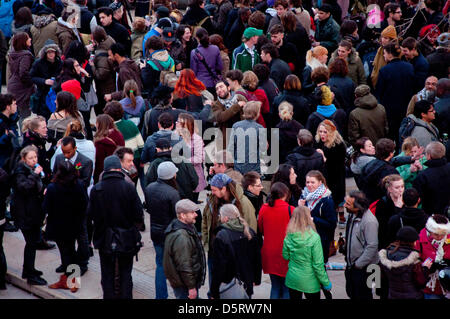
[162,27,175,42]
[243,27,263,39]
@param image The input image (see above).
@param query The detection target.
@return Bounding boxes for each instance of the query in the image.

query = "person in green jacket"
[282,206,332,300]
[231,27,262,73]
[396,137,427,188]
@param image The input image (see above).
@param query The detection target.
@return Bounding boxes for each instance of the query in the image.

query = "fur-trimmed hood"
[33,14,56,29]
[379,248,421,269]
[38,42,61,60]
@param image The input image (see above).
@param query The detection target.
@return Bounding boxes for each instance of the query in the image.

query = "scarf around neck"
[222,217,244,233]
[218,91,238,109]
[302,184,329,210]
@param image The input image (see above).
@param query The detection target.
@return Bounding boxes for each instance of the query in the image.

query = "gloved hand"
[431,260,449,272]
[323,283,332,291]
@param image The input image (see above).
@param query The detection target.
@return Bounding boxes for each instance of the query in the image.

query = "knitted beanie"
[321,85,333,106]
[381,25,397,39]
[61,79,81,100]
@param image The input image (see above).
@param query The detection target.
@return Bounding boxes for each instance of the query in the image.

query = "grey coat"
[408,114,440,148]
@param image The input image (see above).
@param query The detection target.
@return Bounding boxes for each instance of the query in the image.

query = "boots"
[49,274,78,293]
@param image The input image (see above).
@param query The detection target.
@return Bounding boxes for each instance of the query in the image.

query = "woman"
[173,69,207,113]
[258,182,294,299]
[7,32,35,119]
[175,113,207,203]
[302,46,328,94]
[47,91,85,141]
[253,63,280,119]
[282,206,332,300]
[350,137,376,190]
[210,204,261,299]
[93,114,125,183]
[190,27,223,96]
[271,163,302,207]
[340,19,360,47]
[53,58,90,94]
[415,215,450,299]
[327,58,356,115]
[241,71,270,128]
[314,119,346,208]
[209,34,230,79]
[10,146,47,286]
[144,161,181,300]
[44,161,88,293]
[119,80,146,127]
[181,0,215,35]
[174,25,198,69]
[276,102,304,164]
[418,24,440,58]
[299,170,337,263]
[376,174,405,250]
[273,74,310,126]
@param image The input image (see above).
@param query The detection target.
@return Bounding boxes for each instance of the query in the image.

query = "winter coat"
[232,43,261,74]
[286,146,325,188]
[210,226,262,298]
[181,5,215,35]
[55,18,81,53]
[103,20,131,55]
[374,195,403,250]
[305,106,347,137]
[43,180,88,240]
[408,114,440,148]
[130,29,146,62]
[285,24,310,73]
[351,154,375,190]
[258,79,280,115]
[379,246,426,299]
[268,58,292,92]
[404,54,429,92]
[114,59,142,97]
[211,0,233,34]
[115,119,145,160]
[190,44,223,88]
[348,93,388,146]
[327,75,356,114]
[273,90,311,126]
[434,93,450,136]
[92,36,116,98]
[426,48,450,80]
[314,16,340,54]
[292,7,311,35]
[30,14,58,57]
[258,200,293,277]
[7,50,35,118]
[10,162,45,230]
[283,228,331,293]
[163,219,206,289]
[21,130,54,180]
[144,178,180,245]
[309,194,337,255]
[276,120,304,164]
[243,190,265,218]
[0,30,6,69]
[276,40,300,74]
[140,49,175,96]
[211,98,244,150]
[0,112,20,169]
[93,129,125,183]
[413,158,450,216]
[329,48,366,86]
[387,207,428,245]
[361,159,399,203]
[141,130,184,164]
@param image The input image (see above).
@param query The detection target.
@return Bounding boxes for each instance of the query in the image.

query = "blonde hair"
[306,46,328,63]
[401,137,420,156]
[20,145,38,160]
[242,71,259,91]
[315,120,344,148]
[381,174,403,191]
[64,119,83,137]
[243,101,261,120]
[286,206,317,234]
[279,101,293,121]
[219,204,252,240]
[21,115,45,133]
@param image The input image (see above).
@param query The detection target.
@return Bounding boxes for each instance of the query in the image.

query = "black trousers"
[21,227,41,273]
[99,251,134,299]
[0,225,6,287]
[345,267,373,300]
[288,288,321,300]
[80,109,93,141]
[76,218,90,269]
[56,239,77,275]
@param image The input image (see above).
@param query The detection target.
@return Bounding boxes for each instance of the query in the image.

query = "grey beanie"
[157,161,178,180]
[104,155,122,172]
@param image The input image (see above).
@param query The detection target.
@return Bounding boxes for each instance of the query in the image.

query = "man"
[87,155,144,299]
[209,150,243,185]
[406,76,438,116]
[241,171,265,218]
[211,0,233,35]
[56,6,82,53]
[285,129,325,188]
[328,40,366,86]
[405,0,445,39]
[426,33,450,80]
[163,199,206,299]
[0,94,19,170]
[75,0,97,43]
[142,17,173,57]
[98,7,131,56]
[413,142,450,216]
[268,0,289,31]
[407,100,440,148]
[401,37,430,92]
[111,147,135,185]
[312,4,340,55]
[343,190,379,300]
[260,43,291,91]
[380,3,403,31]
[434,78,450,135]
[232,27,263,73]
[268,24,299,74]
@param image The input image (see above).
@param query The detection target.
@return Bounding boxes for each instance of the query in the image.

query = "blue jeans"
[269,274,290,299]
[173,287,199,299]
[154,243,168,299]
[424,293,445,299]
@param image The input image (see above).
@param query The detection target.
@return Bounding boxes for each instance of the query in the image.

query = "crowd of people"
[0,0,449,300]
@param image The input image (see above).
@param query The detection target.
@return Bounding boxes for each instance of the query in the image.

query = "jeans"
[288,288,321,300]
[21,227,41,273]
[424,293,446,300]
[269,274,290,299]
[345,267,373,300]
[173,287,199,299]
[55,239,76,275]
[154,243,168,299]
[99,251,134,299]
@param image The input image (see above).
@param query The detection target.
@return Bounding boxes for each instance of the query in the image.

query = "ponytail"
[129,90,136,109]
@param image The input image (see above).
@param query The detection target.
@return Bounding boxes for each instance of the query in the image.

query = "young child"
[396,137,428,188]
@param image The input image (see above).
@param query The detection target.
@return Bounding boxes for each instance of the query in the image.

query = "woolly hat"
[355,84,371,97]
[157,161,178,180]
[419,24,440,39]
[321,85,333,106]
[61,79,81,100]
[104,155,122,172]
[381,25,397,39]
[437,33,450,48]
[396,226,419,242]
[210,173,233,189]
[426,216,450,236]
[109,1,123,11]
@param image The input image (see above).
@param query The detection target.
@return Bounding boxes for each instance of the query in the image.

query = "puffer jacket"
[92,36,116,98]
[163,219,206,289]
[329,48,366,86]
[30,14,58,56]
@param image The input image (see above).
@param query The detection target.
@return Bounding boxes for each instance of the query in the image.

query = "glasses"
[428,109,436,113]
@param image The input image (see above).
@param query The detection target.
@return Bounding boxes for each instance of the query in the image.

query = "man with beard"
[268,24,299,74]
[407,76,438,116]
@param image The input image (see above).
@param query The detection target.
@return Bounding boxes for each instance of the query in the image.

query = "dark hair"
[195,27,210,48]
[215,79,230,88]
[61,6,77,22]
[114,147,134,160]
[425,0,441,11]
[52,160,78,186]
[351,137,372,163]
[14,7,33,27]
[0,94,15,112]
[269,24,284,35]
[61,136,76,148]
[56,91,79,119]
[383,42,402,57]
[339,39,353,51]
[284,74,302,91]
[414,100,433,119]
[384,3,400,17]
[297,129,314,147]
[64,41,89,65]
[176,24,192,41]
[98,6,113,17]
[311,66,330,83]
[92,26,108,43]
[261,43,279,59]
[271,163,301,200]
[375,138,396,160]
[12,32,30,51]
[401,37,418,50]
[188,0,204,7]
[248,10,266,29]
[329,58,349,77]
[306,170,328,188]
[256,34,270,52]
[348,190,370,212]
[226,69,244,83]
[103,101,124,121]
[403,188,420,207]
[280,10,298,33]
[57,58,78,83]
[253,64,270,82]
[110,43,127,57]
[242,171,261,190]
[432,214,449,225]
[146,35,164,52]
[340,19,358,37]
[158,112,174,128]
[268,182,290,207]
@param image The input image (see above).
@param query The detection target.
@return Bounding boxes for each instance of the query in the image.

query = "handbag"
[85,83,98,107]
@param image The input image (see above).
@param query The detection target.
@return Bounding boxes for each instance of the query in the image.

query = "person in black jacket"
[87,155,144,299]
[276,101,304,164]
[98,7,131,56]
[242,171,266,219]
[0,167,9,290]
[181,0,216,35]
[0,29,7,87]
[210,204,262,299]
[260,43,292,91]
[144,160,180,299]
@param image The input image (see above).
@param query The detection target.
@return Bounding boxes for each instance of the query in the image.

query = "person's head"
[12,32,31,51]
[94,114,116,141]
[329,58,349,77]
[268,182,290,206]
[24,115,47,138]
[175,199,199,225]
[14,6,33,27]
[238,6,251,24]
[403,187,420,208]
[425,0,441,12]
[195,27,210,48]
[215,80,231,99]
[337,40,353,59]
[114,147,135,171]
[283,74,302,92]
[219,204,253,240]
[380,26,398,46]
[414,100,435,123]
[225,70,244,91]
[55,91,78,118]
[401,137,421,157]
[52,160,78,186]
[103,101,124,122]
[61,136,77,159]
[382,175,404,199]
[436,78,450,98]
[155,138,172,153]
[425,141,446,161]
[110,0,124,20]
[424,76,438,94]
[344,190,370,214]
[261,43,279,62]
[176,25,192,43]
[297,129,314,147]
[210,173,233,200]
[176,113,196,139]
[242,171,264,196]
[272,163,297,186]
[307,46,328,65]
[286,206,316,234]
[401,37,419,60]
[175,68,206,99]
[274,0,289,16]
[280,10,298,33]
[375,138,396,161]
[385,3,402,21]
[132,17,147,34]
[108,43,127,62]
[64,119,84,139]
[305,170,327,193]
[311,66,330,84]
[42,42,59,62]
[64,41,89,65]
[340,19,358,38]
[103,155,122,172]
[358,137,375,155]
[426,214,450,241]
[92,26,108,45]
[20,145,38,168]
[252,64,270,83]
[269,24,284,47]
[242,71,259,92]
[243,27,263,45]
[383,42,402,61]
[248,10,266,30]
[419,24,441,45]
[123,79,140,109]
[394,226,419,248]
[317,4,332,21]
[242,101,261,121]
[0,94,17,116]
[157,161,178,181]
[213,150,234,173]
[188,0,204,7]
[209,34,227,54]
[157,112,174,130]
[279,101,294,122]
[316,119,343,148]
[98,7,114,27]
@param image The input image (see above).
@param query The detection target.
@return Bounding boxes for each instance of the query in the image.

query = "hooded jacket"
[56,17,81,53]
[408,114,440,148]
[387,207,428,245]
[30,14,58,56]
[329,48,366,86]
[141,49,175,95]
[286,146,325,188]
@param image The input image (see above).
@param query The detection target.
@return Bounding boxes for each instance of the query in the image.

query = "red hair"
[174,69,206,98]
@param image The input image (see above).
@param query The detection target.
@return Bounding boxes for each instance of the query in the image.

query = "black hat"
[157,17,172,29]
[396,226,419,242]
[318,4,333,13]
[162,27,175,42]
[156,5,170,17]
[151,85,174,99]
[156,138,171,150]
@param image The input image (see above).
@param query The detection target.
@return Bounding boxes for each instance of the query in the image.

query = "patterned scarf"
[425,231,446,292]
[218,91,238,109]
[302,184,328,211]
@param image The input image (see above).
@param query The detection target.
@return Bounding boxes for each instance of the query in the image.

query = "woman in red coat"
[93,114,125,183]
[257,182,294,299]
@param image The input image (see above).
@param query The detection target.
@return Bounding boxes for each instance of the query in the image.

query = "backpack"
[368,196,387,216]
[398,116,417,146]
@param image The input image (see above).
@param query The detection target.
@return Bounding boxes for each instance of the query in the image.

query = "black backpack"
[398,116,417,146]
